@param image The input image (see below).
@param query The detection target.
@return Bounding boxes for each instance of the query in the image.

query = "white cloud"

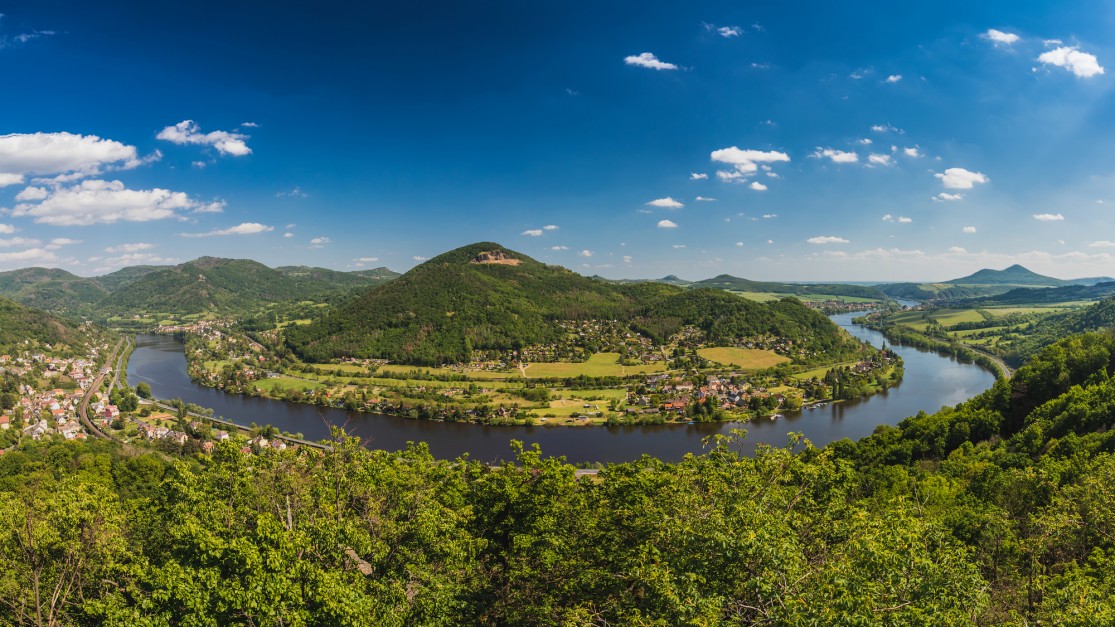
[0,132,143,179]
[0,237,41,248]
[105,242,154,253]
[521,229,543,236]
[690,172,708,180]
[15,186,47,201]
[903,147,921,158]
[0,224,14,234]
[672,244,686,249]
[12,179,220,226]
[579,249,593,257]
[936,167,988,189]
[309,236,331,246]
[180,222,274,238]
[735,241,744,247]
[885,74,902,83]
[934,192,964,201]
[812,148,859,164]
[550,245,569,251]
[657,219,679,229]
[882,214,893,221]
[543,224,559,230]
[1089,241,1115,248]
[710,146,790,180]
[695,196,716,202]
[413,256,427,261]
[1038,46,1105,78]
[354,257,380,262]
[276,186,308,198]
[871,123,902,133]
[749,181,768,191]
[156,120,252,156]
[868,153,894,166]
[807,236,849,244]
[624,52,678,71]
[1044,39,1063,47]
[241,122,260,128]
[283,232,294,238]
[0,248,58,266]
[858,138,873,145]
[0,173,23,187]
[647,197,684,209]
[46,237,80,250]
[963,226,977,233]
[983,29,1021,45]
[717,26,742,38]
[1033,213,1065,221]
[762,213,777,219]
[192,161,207,169]
[898,217,912,223]
[91,252,177,273]
[948,247,967,254]
[623,255,632,263]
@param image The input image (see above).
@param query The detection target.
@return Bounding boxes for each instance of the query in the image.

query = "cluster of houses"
[0,350,118,441]
[626,374,787,415]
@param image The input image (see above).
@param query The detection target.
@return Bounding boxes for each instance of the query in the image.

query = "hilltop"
[283,242,862,365]
[0,267,109,316]
[877,264,1114,301]
[944,264,1073,287]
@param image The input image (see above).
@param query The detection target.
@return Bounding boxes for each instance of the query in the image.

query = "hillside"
[94,265,166,292]
[945,264,1071,287]
[95,258,400,317]
[0,267,108,316]
[0,297,87,351]
[284,242,862,365]
[690,274,887,300]
[1003,297,1115,365]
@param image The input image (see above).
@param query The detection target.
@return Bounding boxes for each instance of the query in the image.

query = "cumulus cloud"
[812,148,859,164]
[543,224,558,230]
[983,29,1021,45]
[0,132,144,181]
[647,197,684,209]
[903,147,921,157]
[105,243,154,253]
[11,179,222,226]
[807,236,849,244]
[0,173,23,187]
[1089,241,1115,248]
[717,26,742,38]
[309,236,331,246]
[354,257,380,263]
[868,153,894,166]
[749,181,767,191]
[1038,46,1104,78]
[0,248,59,266]
[963,226,977,233]
[710,146,790,181]
[0,237,41,248]
[885,74,902,83]
[283,232,294,238]
[579,249,593,257]
[695,196,716,202]
[690,172,708,180]
[624,52,678,70]
[898,216,913,223]
[276,186,308,198]
[157,120,252,156]
[180,222,274,238]
[672,244,686,249]
[657,219,679,229]
[550,245,569,251]
[521,229,543,236]
[413,256,427,261]
[1033,213,1065,221]
[871,123,902,133]
[15,186,47,201]
[762,213,777,219]
[735,241,744,247]
[46,238,80,250]
[0,224,14,234]
[936,167,989,189]
[934,192,964,201]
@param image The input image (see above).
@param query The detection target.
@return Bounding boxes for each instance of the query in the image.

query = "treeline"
[7,333,1115,621]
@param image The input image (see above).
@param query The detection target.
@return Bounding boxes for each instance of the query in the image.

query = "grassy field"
[697,347,790,369]
[524,353,667,378]
[253,376,325,392]
[984,306,1071,316]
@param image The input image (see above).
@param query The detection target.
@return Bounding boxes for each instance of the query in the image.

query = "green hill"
[690,274,887,300]
[945,264,1071,287]
[1004,297,1115,365]
[283,242,863,365]
[96,257,398,317]
[0,267,109,317]
[94,265,167,292]
[0,297,87,352]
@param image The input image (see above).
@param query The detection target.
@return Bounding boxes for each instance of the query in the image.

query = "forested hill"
[1000,296,1115,365]
[0,267,109,315]
[7,331,1115,622]
[688,274,887,299]
[95,257,399,317]
[0,297,86,352]
[283,242,862,364]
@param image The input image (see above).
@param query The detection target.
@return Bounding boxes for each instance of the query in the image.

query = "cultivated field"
[697,347,790,369]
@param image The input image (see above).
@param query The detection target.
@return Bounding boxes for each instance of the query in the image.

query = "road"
[77,338,124,441]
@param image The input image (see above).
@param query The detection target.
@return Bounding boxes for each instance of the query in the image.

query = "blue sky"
[1,1,1114,281]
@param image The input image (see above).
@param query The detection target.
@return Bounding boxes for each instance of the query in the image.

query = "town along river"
[127,313,996,464]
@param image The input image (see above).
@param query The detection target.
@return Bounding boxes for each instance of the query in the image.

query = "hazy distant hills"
[593,273,886,299]
[284,242,863,365]
[0,258,401,319]
[876,264,1115,301]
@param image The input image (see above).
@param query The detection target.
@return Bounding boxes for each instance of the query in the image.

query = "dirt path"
[518,362,530,378]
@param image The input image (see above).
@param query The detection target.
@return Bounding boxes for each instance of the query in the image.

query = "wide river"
[127,312,996,463]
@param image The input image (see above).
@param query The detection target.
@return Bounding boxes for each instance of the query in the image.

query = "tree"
[135,382,151,399]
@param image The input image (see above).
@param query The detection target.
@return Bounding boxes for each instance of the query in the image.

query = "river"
[126,312,995,463]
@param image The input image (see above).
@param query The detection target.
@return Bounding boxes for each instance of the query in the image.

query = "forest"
[2,331,1115,624]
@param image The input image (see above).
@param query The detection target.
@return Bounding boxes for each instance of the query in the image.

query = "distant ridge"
[944,264,1071,287]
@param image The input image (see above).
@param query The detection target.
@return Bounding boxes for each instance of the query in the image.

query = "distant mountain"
[689,274,887,300]
[0,267,108,316]
[284,242,864,365]
[945,264,1071,287]
[94,265,167,292]
[658,275,692,286]
[955,282,1115,308]
[97,257,400,317]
